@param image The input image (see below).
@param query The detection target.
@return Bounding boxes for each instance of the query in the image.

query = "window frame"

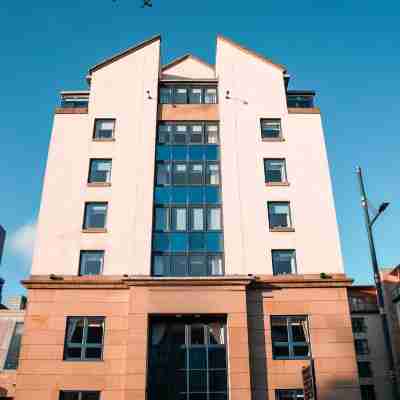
[358,361,373,378]
[351,317,367,334]
[271,315,311,360]
[83,202,108,230]
[59,391,101,400]
[268,202,293,230]
[63,317,105,362]
[4,321,23,370]
[355,338,370,355]
[93,118,116,140]
[88,158,112,184]
[360,385,376,400]
[260,118,282,140]
[272,250,297,275]
[79,250,105,276]
[158,85,218,105]
[264,158,288,184]
[275,389,305,400]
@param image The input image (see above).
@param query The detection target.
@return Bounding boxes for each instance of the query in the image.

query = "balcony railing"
[286,91,315,108]
[350,300,379,313]
[59,91,89,108]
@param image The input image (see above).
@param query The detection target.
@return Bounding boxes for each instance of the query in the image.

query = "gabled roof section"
[88,34,161,77]
[217,35,286,73]
[161,54,215,80]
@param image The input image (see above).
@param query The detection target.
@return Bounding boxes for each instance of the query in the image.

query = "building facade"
[19,35,361,400]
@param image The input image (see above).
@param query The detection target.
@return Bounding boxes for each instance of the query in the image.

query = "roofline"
[287,90,316,96]
[217,35,286,73]
[162,53,215,72]
[88,34,161,77]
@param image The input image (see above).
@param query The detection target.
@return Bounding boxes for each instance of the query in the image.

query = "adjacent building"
[19,35,361,400]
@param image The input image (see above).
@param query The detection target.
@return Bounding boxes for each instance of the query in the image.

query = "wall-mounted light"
[146,90,152,100]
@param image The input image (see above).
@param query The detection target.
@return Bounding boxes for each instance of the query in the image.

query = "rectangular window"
[64,317,104,361]
[159,87,173,104]
[4,322,23,370]
[268,202,292,229]
[88,159,112,184]
[171,208,187,231]
[155,207,169,231]
[275,389,304,400]
[189,88,203,104]
[208,254,223,275]
[204,88,218,104]
[59,391,101,400]
[358,361,373,378]
[355,339,369,355]
[174,125,188,144]
[79,251,104,275]
[272,250,297,275]
[156,163,171,185]
[264,159,287,183]
[173,163,188,185]
[93,119,115,140]
[360,385,376,400]
[271,316,310,359]
[157,124,172,144]
[148,318,227,400]
[190,125,204,144]
[190,208,204,231]
[83,202,108,229]
[206,163,220,185]
[153,254,170,276]
[352,317,367,333]
[261,118,281,139]
[175,88,188,104]
[206,124,219,144]
[189,163,204,185]
[207,207,222,231]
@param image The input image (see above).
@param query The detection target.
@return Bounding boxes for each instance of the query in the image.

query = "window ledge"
[82,228,108,233]
[92,138,115,142]
[265,182,290,187]
[269,227,295,233]
[87,182,111,187]
[262,137,285,142]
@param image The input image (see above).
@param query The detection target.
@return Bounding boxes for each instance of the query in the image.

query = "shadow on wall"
[247,288,269,400]
[316,378,361,400]
[0,387,7,396]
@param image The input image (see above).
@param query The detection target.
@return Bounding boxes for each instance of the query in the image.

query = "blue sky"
[1,1,399,300]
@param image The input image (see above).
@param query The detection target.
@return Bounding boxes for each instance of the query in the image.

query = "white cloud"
[9,222,36,261]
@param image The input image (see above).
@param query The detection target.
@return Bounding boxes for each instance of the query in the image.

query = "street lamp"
[357,166,398,400]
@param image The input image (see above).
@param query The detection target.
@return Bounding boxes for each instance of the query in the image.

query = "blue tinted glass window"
[205,187,220,204]
[188,187,204,203]
[205,145,219,161]
[171,187,188,204]
[171,255,187,276]
[155,207,169,231]
[172,146,187,160]
[206,233,223,252]
[155,187,171,204]
[153,233,170,252]
[189,146,205,161]
[189,233,206,251]
[156,145,171,161]
[170,233,188,252]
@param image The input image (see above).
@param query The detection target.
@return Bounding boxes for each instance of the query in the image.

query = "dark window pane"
[4,322,23,369]
[189,347,207,369]
[189,233,206,252]
[191,324,205,345]
[89,159,112,183]
[170,233,188,252]
[358,361,373,378]
[268,202,291,229]
[272,344,290,358]
[174,125,188,144]
[271,317,288,342]
[87,318,104,344]
[189,370,207,392]
[173,164,188,185]
[293,345,309,357]
[208,347,226,368]
[82,393,101,400]
[209,370,227,392]
[171,187,188,204]
[261,119,281,139]
[85,347,102,359]
[94,119,115,139]
[156,163,171,185]
[158,125,172,144]
[175,88,188,104]
[153,233,170,252]
[189,164,204,185]
[264,159,286,183]
[155,207,169,231]
[190,394,207,400]
[68,319,85,344]
[80,251,104,275]
[276,389,304,400]
[153,255,169,276]
[171,323,186,346]
[160,87,173,104]
[190,125,204,143]
[171,255,187,276]
[189,255,207,276]
[84,203,107,229]
[60,392,80,400]
[209,394,227,400]
[189,88,202,104]
[176,370,187,393]
[352,318,366,333]
[65,346,82,359]
[291,318,307,342]
[360,385,376,400]
[272,250,296,275]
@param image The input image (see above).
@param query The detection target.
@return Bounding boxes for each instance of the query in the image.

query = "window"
[59,391,101,400]
[360,385,376,400]
[156,163,171,185]
[189,88,203,104]
[157,123,218,146]
[4,322,23,370]
[206,124,219,144]
[175,88,188,104]
[158,86,218,105]
[204,88,218,104]
[207,207,222,231]
[148,317,227,400]
[190,208,204,231]
[358,361,373,378]
[171,208,187,231]
[272,250,297,275]
[206,163,220,185]
[264,159,287,183]
[83,202,108,229]
[64,317,104,361]
[88,159,112,184]
[352,317,367,334]
[275,389,304,400]
[271,316,310,359]
[268,202,292,230]
[173,163,188,185]
[355,339,369,355]
[93,119,115,140]
[79,251,104,275]
[261,118,281,139]
[159,87,173,104]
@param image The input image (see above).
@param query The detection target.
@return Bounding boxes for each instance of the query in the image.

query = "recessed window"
[93,119,115,140]
[207,207,222,231]
[190,208,204,231]
[360,385,376,400]
[272,250,297,275]
[4,322,23,370]
[64,317,104,361]
[204,88,218,104]
[83,202,108,230]
[189,88,203,104]
[206,124,219,144]
[158,86,218,105]
[156,163,171,186]
[159,87,173,104]
[275,389,304,400]
[264,159,287,183]
[171,207,187,231]
[358,361,373,378]
[190,125,204,144]
[271,316,310,359]
[355,339,369,355]
[175,88,188,104]
[79,251,104,276]
[351,317,367,334]
[206,163,220,185]
[261,118,281,139]
[88,159,112,184]
[268,202,292,230]
[173,163,188,185]
[59,391,101,400]
[174,125,188,144]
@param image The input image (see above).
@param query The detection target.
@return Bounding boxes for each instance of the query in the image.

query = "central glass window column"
[151,122,224,277]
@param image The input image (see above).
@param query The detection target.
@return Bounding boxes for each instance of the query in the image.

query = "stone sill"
[82,228,107,234]
[87,182,111,187]
[269,227,295,233]
[265,182,290,187]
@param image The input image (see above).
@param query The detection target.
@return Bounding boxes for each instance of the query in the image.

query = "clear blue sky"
[1,1,399,300]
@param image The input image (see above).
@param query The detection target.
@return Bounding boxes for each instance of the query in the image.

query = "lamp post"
[357,166,399,400]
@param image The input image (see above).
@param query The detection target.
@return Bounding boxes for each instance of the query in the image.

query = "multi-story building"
[19,35,361,400]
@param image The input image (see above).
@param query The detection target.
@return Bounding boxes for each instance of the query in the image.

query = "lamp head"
[378,202,390,214]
